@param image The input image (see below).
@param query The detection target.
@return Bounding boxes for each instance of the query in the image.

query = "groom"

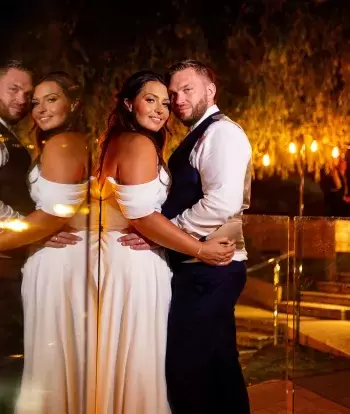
[119,60,251,413]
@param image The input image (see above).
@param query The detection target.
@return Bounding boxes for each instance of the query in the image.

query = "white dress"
[92,168,172,414]
[15,166,172,414]
[15,166,91,414]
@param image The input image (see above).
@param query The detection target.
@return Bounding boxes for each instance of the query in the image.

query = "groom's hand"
[118,232,153,250]
[44,227,83,248]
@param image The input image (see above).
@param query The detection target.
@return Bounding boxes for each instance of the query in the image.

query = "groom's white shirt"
[0,117,23,220]
[170,104,252,261]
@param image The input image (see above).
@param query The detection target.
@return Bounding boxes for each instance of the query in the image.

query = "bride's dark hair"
[96,70,170,180]
[31,71,86,158]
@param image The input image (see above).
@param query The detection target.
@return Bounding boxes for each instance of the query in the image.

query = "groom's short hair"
[0,59,34,79]
[165,59,217,86]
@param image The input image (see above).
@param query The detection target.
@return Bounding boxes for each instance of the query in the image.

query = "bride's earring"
[70,100,79,112]
[124,99,132,112]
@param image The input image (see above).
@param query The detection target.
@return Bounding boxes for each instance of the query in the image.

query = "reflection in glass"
[237,215,291,406]
[291,217,350,412]
[0,70,92,413]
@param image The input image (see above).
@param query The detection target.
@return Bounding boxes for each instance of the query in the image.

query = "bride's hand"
[197,237,236,266]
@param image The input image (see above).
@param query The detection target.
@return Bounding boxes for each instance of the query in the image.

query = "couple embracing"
[0,59,251,413]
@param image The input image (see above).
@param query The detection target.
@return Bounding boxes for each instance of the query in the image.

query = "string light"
[310,140,318,152]
[331,146,340,159]
[262,154,271,166]
[288,142,297,154]
[257,140,341,174]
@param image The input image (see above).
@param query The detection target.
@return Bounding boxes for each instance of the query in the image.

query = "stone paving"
[238,304,350,412]
[248,378,350,414]
[236,304,350,357]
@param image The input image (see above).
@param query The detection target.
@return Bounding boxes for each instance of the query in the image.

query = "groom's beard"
[177,97,208,127]
[0,98,26,125]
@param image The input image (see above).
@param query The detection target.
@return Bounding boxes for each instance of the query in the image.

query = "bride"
[94,69,234,413]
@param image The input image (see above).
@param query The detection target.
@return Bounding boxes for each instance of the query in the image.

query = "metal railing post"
[273,261,280,346]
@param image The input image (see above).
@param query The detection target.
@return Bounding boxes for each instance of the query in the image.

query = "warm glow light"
[310,140,318,152]
[27,144,35,149]
[53,204,75,217]
[0,219,29,232]
[262,154,271,166]
[288,142,297,154]
[331,146,340,159]
[80,207,90,215]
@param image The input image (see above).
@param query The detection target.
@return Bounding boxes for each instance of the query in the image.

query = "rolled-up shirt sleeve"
[0,201,23,221]
[171,120,252,238]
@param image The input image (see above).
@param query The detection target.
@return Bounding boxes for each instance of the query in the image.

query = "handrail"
[247,251,294,274]
[246,250,295,346]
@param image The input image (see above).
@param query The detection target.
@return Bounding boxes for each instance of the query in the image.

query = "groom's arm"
[171,121,251,238]
[118,121,251,250]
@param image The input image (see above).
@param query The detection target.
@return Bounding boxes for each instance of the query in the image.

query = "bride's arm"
[0,133,87,251]
[115,135,234,265]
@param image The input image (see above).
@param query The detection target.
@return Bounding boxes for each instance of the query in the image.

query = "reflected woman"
[0,71,90,413]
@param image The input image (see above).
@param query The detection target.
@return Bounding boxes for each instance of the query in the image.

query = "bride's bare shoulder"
[118,132,157,154]
[44,131,86,149]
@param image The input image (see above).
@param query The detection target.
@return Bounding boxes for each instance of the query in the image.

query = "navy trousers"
[166,260,250,414]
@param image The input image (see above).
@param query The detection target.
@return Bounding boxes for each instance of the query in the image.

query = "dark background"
[1,0,350,217]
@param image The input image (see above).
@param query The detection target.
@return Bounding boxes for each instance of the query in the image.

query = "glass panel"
[240,214,292,412]
[0,123,93,413]
[290,216,350,412]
